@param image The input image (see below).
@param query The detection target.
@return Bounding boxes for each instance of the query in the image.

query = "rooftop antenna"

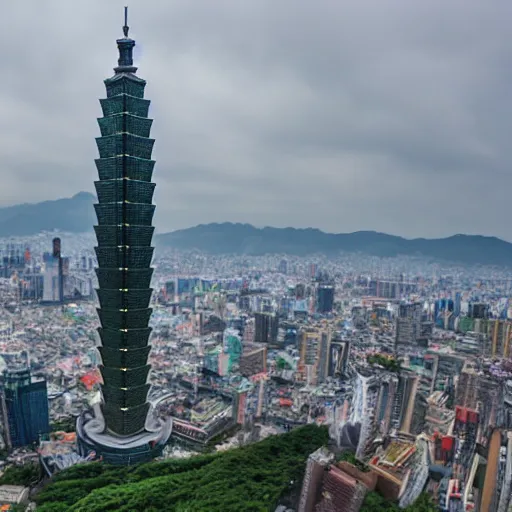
[123,6,129,37]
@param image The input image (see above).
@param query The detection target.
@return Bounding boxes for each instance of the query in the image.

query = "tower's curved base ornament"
[77,405,172,465]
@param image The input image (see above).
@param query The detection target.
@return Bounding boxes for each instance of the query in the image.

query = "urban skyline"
[1,3,512,511]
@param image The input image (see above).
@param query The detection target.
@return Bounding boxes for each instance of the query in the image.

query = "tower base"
[76,403,172,465]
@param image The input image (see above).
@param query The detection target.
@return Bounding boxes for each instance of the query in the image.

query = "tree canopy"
[35,424,329,512]
[0,463,40,487]
[360,491,437,512]
[366,354,402,372]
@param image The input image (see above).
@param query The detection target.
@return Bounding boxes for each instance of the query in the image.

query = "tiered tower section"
[94,18,156,437]
[77,9,171,466]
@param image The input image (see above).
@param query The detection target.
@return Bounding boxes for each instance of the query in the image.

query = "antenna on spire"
[123,6,129,38]
[115,5,137,73]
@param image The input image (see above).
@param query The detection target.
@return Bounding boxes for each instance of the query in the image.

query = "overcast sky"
[0,1,510,239]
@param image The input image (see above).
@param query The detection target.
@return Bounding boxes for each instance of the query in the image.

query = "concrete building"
[254,312,279,344]
[0,485,29,507]
[0,367,50,449]
[239,343,267,377]
[298,447,334,512]
[316,285,334,314]
[42,238,64,304]
[329,338,350,378]
[395,302,430,349]
[316,462,377,512]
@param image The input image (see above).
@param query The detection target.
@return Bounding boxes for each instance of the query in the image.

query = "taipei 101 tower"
[77,8,172,465]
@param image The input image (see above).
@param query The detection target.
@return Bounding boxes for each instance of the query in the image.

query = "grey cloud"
[0,0,510,239]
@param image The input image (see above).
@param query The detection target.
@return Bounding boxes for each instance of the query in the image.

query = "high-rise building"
[390,372,424,435]
[468,302,489,319]
[487,319,512,358]
[165,280,176,298]
[298,447,334,512]
[239,343,267,377]
[454,292,462,317]
[316,330,332,384]
[295,283,306,300]
[77,9,171,465]
[298,448,377,512]
[299,330,320,383]
[395,302,429,349]
[316,285,334,313]
[254,312,278,344]
[351,373,380,460]
[0,368,49,449]
[298,328,331,385]
[316,462,377,512]
[368,279,418,299]
[329,338,350,378]
[42,238,64,304]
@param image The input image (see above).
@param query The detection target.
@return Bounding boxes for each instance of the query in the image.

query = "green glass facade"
[94,30,156,437]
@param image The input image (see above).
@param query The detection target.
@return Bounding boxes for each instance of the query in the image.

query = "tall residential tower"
[77,9,171,465]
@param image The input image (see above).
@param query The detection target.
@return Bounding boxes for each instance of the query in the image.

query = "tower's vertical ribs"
[93,12,156,437]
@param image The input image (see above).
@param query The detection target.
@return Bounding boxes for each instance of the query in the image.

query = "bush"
[361,492,437,512]
[336,450,369,472]
[0,463,40,487]
[366,354,401,372]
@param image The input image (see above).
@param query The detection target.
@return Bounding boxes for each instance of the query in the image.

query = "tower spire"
[123,6,129,38]
[115,6,137,74]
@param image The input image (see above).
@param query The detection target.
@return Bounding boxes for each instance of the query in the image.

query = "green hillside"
[35,425,329,512]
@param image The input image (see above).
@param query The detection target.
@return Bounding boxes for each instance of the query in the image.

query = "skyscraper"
[0,368,50,450]
[395,302,426,349]
[316,285,334,313]
[77,9,171,465]
[254,312,279,344]
[316,330,332,384]
[329,338,350,378]
[42,238,64,304]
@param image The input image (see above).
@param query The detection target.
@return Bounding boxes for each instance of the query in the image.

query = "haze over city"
[0,1,511,239]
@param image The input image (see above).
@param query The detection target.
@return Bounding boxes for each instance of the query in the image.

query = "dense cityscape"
[2,228,512,511]
[1,3,511,512]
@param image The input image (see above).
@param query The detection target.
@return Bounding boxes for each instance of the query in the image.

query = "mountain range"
[158,223,512,266]
[0,192,510,266]
[0,192,96,237]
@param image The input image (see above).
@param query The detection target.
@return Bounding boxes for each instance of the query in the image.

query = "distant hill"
[0,195,510,266]
[156,222,512,266]
[0,192,95,237]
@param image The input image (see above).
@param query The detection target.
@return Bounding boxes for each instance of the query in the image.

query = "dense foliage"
[336,450,369,472]
[0,463,40,487]
[360,491,438,512]
[366,354,401,372]
[35,424,329,512]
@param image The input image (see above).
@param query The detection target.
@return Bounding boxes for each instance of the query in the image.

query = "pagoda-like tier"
[93,52,156,438]
[77,9,171,465]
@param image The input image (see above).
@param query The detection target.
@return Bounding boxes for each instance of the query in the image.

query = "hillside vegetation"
[35,424,329,512]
